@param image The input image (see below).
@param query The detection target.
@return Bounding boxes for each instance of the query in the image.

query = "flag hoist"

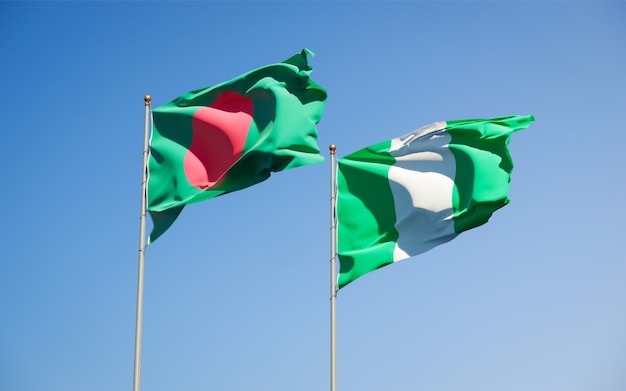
[133,95,151,391]
[329,144,338,391]
[331,115,533,390]
[132,49,327,391]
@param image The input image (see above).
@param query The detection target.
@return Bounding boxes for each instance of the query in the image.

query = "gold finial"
[329,144,336,154]
[144,95,151,105]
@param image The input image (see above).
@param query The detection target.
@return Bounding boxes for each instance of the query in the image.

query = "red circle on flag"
[184,91,254,189]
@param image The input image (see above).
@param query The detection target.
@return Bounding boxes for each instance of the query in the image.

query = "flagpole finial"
[329,144,336,154]
[144,95,151,105]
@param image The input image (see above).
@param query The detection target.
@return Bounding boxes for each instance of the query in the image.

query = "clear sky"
[1,2,625,391]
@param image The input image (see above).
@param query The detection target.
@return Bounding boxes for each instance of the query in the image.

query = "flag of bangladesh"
[147,49,327,243]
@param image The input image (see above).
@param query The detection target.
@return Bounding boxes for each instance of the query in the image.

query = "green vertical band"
[337,140,398,289]
[448,115,534,233]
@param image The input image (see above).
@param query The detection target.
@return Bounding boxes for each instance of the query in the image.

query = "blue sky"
[1,2,625,391]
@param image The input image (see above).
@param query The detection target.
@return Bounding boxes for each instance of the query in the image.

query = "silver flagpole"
[133,95,151,391]
[329,144,338,391]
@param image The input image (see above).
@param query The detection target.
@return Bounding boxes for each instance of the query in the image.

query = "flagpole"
[329,144,338,391]
[133,94,151,391]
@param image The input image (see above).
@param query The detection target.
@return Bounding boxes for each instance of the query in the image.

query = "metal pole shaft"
[329,144,338,391]
[133,95,151,391]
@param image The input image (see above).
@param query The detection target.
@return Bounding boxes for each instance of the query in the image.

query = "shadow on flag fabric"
[336,115,535,289]
[147,49,327,243]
